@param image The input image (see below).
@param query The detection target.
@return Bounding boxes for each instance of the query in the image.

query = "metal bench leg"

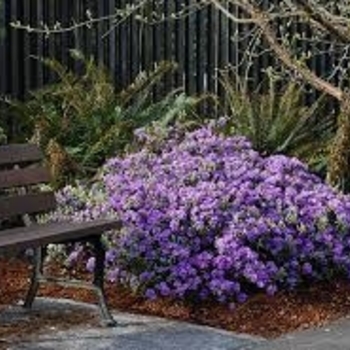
[92,237,116,327]
[23,247,44,308]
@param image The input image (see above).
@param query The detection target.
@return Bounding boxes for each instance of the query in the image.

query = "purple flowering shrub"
[103,126,350,304]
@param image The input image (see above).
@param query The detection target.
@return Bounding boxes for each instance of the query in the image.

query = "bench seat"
[0,218,121,252]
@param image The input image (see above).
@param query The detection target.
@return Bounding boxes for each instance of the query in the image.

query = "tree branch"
[213,0,343,101]
[293,0,350,44]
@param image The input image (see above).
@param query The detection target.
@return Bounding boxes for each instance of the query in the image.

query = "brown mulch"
[2,257,350,344]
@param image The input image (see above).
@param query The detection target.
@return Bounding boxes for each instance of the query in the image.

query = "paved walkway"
[2,298,350,349]
[252,317,350,350]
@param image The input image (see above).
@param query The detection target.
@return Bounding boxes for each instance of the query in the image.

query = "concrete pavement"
[2,298,350,349]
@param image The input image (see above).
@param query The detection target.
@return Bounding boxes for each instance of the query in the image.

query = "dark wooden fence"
[0,0,341,137]
[0,1,237,98]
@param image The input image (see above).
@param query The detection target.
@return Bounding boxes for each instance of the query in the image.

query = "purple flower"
[302,262,313,275]
[157,282,171,296]
[145,288,157,300]
[237,293,248,303]
[86,257,95,273]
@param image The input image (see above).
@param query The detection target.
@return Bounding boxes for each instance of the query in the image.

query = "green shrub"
[220,71,334,173]
[10,51,200,187]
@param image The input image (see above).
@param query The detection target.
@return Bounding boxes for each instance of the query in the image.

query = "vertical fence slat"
[54,0,63,67]
[72,0,83,74]
[218,1,229,99]
[97,0,104,65]
[46,0,56,83]
[119,0,128,87]
[10,0,20,98]
[129,3,139,83]
[0,0,7,95]
[153,0,164,99]
[164,1,174,92]
[108,0,116,84]
[141,0,153,87]
[114,0,122,89]
[196,5,206,94]
[185,0,196,95]
[0,0,7,136]
[207,3,218,97]
[228,2,238,72]
[35,0,44,88]
[175,1,185,88]
[83,0,92,58]
[22,0,31,94]
[61,0,69,67]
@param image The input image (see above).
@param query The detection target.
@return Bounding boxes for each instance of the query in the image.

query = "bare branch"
[293,0,350,44]
[213,0,343,101]
[10,1,149,36]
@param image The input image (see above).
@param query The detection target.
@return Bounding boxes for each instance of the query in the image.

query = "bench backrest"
[0,144,56,221]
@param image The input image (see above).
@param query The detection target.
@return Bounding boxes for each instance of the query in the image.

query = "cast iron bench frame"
[0,143,121,326]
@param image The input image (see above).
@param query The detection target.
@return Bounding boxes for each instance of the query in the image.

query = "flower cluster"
[42,181,115,267]
[104,126,350,304]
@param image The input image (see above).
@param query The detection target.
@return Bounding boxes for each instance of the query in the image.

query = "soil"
[2,257,350,344]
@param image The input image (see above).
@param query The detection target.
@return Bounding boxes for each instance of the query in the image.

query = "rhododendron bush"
[48,126,350,305]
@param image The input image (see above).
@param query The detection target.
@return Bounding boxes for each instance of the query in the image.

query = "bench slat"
[0,166,51,189]
[0,192,56,219]
[0,144,43,167]
[0,219,121,250]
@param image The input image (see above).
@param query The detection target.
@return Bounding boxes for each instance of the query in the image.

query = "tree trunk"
[327,94,350,192]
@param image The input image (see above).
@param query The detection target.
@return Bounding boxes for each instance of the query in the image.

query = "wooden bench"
[0,143,121,326]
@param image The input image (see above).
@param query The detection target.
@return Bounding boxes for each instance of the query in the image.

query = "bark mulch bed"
[2,257,350,345]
